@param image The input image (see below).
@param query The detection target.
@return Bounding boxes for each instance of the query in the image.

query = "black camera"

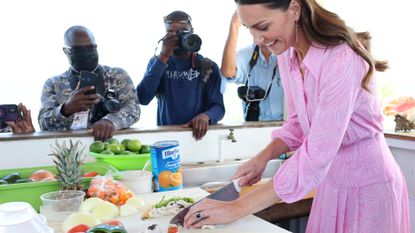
[0,104,19,122]
[90,89,121,124]
[237,86,266,121]
[176,29,202,52]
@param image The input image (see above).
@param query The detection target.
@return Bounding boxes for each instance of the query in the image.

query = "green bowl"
[89,152,151,171]
[0,162,119,212]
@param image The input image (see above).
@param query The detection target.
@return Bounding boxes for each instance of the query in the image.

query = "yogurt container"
[120,170,153,194]
[150,140,183,192]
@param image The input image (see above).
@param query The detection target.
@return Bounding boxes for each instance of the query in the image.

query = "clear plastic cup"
[0,202,53,233]
[40,190,85,212]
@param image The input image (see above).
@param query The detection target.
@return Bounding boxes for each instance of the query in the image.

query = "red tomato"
[105,219,123,226]
[67,224,90,233]
[82,171,98,178]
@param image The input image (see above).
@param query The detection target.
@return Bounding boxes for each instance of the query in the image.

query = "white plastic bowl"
[0,202,53,233]
[120,170,153,194]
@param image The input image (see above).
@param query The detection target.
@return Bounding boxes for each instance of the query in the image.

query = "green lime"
[90,141,105,153]
[119,144,125,152]
[120,151,133,155]
[101,150,114,155]
[139,145,151,154]
[107,138,119,145]
[106,144,122,155]
[104,142,110,149]
[127,139,142,152]
[121,139,130,149]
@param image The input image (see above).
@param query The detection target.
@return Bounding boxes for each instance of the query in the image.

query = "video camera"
[237,86,266,121]
[176,29,202,52]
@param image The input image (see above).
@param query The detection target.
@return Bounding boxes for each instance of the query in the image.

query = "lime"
[120,151,133,155]
[107,138,119,145]
[106,144,122,155]
[90,141,105,153]
[101,150,114,155]
[104,142,110,149]
[119,144,125,152]
[121,139,130,149]
[139,145,151,154]
[127,139,141,152]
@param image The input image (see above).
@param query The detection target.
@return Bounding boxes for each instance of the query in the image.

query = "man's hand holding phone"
[61,72,101,117]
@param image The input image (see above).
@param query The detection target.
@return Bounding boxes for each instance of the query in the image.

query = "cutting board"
[48,188,290,233]
[118,187,290,233]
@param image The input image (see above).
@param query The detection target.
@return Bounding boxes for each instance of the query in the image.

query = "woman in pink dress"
[184,0,410,232]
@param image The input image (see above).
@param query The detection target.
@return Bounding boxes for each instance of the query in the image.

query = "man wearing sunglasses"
[38,25,140,141]
[137,11,225,140]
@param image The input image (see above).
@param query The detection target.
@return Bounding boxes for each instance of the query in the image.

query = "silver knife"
[169,179,241,226]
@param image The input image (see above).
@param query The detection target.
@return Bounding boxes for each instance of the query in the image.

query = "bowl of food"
[88,139,152,171]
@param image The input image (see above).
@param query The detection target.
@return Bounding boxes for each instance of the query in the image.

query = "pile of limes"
[89,138,151,155]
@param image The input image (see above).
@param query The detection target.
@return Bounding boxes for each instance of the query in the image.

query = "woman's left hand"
[183,198,242,229]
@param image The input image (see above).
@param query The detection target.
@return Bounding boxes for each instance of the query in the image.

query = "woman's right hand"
[232,151,270,187]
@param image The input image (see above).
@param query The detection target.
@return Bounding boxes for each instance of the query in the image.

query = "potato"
[92,201,119,221]
[62,212,101,233]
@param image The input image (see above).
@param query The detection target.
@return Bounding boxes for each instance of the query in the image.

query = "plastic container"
[119,170,153,194]
[0,162,119,212]
[0,202,53,233]
[40,190,85,212]
[89,152,151,171]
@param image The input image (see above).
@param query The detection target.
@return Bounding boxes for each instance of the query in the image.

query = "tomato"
[82,171,98,178]
[105,219,123,226]
[67,224,90,233]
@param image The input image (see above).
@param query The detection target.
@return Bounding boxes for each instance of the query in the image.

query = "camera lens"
[181,34,202,52]
[8,105,18,113]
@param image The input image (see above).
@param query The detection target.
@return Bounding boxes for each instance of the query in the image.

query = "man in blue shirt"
[221,12,284,121]
[137,11,225,140]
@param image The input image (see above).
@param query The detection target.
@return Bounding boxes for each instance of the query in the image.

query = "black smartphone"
[79,71,99,95]
[0,104,19,122]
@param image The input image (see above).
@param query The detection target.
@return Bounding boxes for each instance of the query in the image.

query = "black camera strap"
[244,45,277,101]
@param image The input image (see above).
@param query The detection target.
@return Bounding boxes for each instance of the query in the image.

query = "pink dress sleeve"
[273,46,365,203]
[271,55,304,151]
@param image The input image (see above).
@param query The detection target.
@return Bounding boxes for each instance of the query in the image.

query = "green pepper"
[1,172,21,184]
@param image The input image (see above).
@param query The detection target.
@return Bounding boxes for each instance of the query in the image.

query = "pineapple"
[50,140,86,190]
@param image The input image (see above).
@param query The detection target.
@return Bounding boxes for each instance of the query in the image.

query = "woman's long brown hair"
[235,0,388,91]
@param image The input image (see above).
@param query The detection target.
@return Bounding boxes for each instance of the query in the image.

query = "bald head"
[64,26,96,47]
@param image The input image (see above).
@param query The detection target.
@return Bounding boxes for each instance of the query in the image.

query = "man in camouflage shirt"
[38,26,140,141]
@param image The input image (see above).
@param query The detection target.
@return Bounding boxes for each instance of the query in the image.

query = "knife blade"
[169,179,241,226]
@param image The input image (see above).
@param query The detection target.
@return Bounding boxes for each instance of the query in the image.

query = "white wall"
[0,126,275,170]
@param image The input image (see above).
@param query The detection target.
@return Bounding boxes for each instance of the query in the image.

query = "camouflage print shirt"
[38,65,140,131]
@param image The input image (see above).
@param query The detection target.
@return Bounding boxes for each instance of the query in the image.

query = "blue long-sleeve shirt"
[137,54,225,125]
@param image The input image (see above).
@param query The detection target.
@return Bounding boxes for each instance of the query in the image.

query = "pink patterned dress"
[272,43,410,233]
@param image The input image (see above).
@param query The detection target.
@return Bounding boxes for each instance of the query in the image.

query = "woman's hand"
[232,152,269,187]
[183,198,242,229]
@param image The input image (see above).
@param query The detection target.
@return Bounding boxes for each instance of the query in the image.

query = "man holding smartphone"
[38,25,140,141]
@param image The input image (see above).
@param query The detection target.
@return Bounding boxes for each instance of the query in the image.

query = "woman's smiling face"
[237,3,298,55]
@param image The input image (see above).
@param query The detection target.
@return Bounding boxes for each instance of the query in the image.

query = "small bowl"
[40,190,85,212]
[120,170,153,194]
[0,202,53,233]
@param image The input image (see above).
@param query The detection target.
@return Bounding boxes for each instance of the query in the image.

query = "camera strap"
[244,45,277,101]
[196,56,214,110]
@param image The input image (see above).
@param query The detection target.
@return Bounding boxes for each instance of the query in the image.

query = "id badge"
[70,111,89,130]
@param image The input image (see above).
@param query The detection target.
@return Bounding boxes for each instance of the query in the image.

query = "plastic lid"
[120,170,152,181]
[0,202,35,225]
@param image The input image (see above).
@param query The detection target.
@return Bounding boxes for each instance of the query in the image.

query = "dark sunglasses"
[63,44,97,54]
